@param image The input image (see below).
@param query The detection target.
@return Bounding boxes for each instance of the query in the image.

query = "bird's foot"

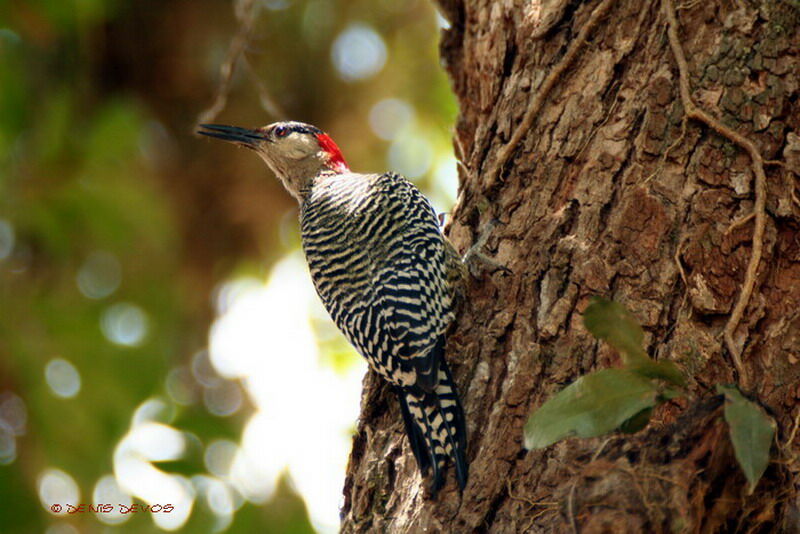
[463,219,510,277]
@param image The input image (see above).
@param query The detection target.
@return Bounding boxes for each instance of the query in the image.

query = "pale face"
[264,123,321,159]
[198,121,348,202]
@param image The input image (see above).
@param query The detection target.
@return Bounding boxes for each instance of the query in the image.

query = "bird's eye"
[274,126,289,138]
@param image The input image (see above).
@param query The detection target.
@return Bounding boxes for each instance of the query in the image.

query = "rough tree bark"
[341,0,800,532]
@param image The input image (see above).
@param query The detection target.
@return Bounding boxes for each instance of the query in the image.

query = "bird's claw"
[463,219,510,277]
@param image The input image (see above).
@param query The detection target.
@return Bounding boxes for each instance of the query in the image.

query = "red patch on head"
[316,133,349,173]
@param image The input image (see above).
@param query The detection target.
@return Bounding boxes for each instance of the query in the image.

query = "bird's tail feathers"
[396,359,468,496]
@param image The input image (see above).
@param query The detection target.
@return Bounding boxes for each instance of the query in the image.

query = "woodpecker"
[199,121,468,495]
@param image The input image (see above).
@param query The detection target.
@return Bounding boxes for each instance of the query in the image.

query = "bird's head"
[198,121,349,201]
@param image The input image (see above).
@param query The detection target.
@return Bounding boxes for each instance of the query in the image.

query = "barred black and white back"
[300,170,468,494]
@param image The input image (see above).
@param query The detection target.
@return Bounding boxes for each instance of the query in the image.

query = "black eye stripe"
[270,122,324,139]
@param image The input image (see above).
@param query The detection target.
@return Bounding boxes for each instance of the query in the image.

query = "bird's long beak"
[197,124,269,148]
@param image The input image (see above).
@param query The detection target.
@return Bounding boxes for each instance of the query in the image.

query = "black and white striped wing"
[368,174,454,390]
[301,171,454,390]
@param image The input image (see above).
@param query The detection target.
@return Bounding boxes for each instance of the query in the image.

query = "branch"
[483,0,616,188]
[242,56,287,120]
[196,0,285,127]
[663,0,769,388]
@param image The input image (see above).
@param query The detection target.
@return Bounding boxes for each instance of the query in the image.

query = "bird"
[198,120,469,496]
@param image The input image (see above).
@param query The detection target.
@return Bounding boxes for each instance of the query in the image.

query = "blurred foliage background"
[0,0,457,532]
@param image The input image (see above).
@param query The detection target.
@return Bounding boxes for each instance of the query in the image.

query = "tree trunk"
[340,0,800,532]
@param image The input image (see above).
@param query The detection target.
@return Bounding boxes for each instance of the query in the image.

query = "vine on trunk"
[663,0,770,389]
[482,0,617,188]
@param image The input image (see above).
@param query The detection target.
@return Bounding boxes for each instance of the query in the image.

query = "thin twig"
[242,56,287,119]
[764,159,786,167]
[454,131,472,176]
[782,410,800,453]
[196,0,260,127]
[676,0,702,10]
[643,117,687,184]
[526,506,559,531]
[674,233,689,287]
[506,480,559,508]
[483,0,617,187]
[567,481,579,534]
[617,466,654,521]
[505,478,561,533]
[591,437,614,462]
[573,80,623,161]
[725,212,755,235]
[664,0,768,388]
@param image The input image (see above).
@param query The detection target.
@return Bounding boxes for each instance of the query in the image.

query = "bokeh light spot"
[128,422,185,461]
[165,367,196,406]
[369,99,414,141]
[44,359,81,399]
[0,391,27,435]
[204,439,238,477]
[114,400,195,530]
[93,474,132,525]
[302,0,334,45]
[132,398,173,426]
[44,524,80,534]
[76,251,122,299]
[38,468,80,513]
[388,135,434,178]
[191,475,239,531]
[431,155,460,207]
[331,24,387,82]
[0,28,21,45]
[0,219,14,261]
[213,278,262,318]
[263,0,292,10]
[203,381,243,417]
[206,477,235,516]
[435,10,451,29]
[101,302,149,347]
[0,420,16,465]
[192,349,223,387]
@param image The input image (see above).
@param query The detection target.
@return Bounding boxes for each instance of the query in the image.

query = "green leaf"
[660,388,683,401]
[524,369,659,449]
[717,385,776,494]
[620,407,654,434]
[584,297,686,387]
[630,359,687,387]
[583,297,650,366]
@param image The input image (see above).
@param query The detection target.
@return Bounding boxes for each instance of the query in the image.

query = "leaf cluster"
[523,297,775,493]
